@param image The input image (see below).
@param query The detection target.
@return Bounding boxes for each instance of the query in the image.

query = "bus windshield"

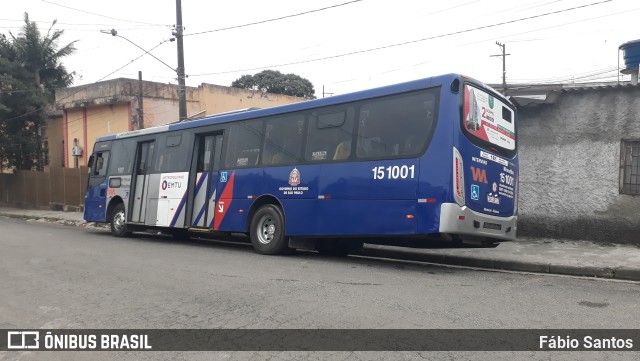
[463,84,516,156]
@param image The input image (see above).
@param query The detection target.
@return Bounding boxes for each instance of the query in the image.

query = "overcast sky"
[2,0,638,97]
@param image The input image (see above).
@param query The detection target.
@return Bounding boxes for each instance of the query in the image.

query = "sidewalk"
[1,206,639,282]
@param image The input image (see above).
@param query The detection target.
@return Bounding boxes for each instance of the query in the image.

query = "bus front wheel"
[110,203,131,237]
[250,205,289,255]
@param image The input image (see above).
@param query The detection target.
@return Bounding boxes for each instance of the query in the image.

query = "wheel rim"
[113,210,126,233]
[257,215,277,244]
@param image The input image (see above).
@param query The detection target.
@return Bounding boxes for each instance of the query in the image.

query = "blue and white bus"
[85,73,518,255]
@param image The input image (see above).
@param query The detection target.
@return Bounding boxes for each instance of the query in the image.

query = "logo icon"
[220,171,228,183]
[488,95,495,109]
[7,331,40,349]
[470,166,488,184]
[492,182,498,193]
[288,168,301,186]
[471,185,479,200]
[487,194,500,205]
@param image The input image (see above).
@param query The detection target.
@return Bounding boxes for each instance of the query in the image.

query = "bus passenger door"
[130,141,155,223]
[191,134,223,228]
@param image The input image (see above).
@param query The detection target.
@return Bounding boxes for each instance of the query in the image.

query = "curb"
[612,267,640,281]
[0,212,88,227]
[3,211,639,282]
[359,246,640,282]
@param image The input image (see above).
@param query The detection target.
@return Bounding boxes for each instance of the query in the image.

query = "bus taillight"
[453,147,465,206]
[514,174,519,215]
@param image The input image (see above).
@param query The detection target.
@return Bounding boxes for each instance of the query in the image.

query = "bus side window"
[263,114,305,166]
[92,151,109,176]
[225,120,263,168]
[305,107,354,162]
[110,140,136,175]
[153,133,189,173]
[356,90,436,159]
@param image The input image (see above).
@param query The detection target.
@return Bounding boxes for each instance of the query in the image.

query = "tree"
[231,70,316,99]
[0,13,76,171]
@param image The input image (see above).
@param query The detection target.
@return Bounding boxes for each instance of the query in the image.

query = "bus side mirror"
[87,155,94,170]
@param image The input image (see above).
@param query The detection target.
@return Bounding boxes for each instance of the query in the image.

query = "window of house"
[620,139,640,195]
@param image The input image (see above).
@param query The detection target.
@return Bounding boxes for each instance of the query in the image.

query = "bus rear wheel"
[250,205,289,255]
[110,203,131,237]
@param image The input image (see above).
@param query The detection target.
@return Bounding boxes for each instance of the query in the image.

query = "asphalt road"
[1,217,639,361]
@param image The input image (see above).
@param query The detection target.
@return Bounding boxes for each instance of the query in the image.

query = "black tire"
[249,205,289,255]
[316,239,363,257]
[110,203,131,237]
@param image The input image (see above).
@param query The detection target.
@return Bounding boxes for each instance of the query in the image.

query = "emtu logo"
[470,166,488,184]
[161,180,168,190]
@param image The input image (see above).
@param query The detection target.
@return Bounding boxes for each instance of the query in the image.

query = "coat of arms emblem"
[288,168,301,186]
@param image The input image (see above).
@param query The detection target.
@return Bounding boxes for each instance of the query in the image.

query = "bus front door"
[191,134,223,229]
[130,141,155,223]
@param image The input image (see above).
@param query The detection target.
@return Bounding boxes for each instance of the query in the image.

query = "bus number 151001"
[372,165,416,180]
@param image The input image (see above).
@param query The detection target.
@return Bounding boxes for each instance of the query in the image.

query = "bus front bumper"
[439,203,517,242]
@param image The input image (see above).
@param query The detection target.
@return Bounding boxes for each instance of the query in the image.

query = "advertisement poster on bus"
[463,84,515,150]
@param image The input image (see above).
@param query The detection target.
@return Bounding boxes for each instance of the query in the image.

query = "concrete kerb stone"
[440,255,495,269]
[0,212,89,228]
[549,264,617,279]
[493,259,550,273]
[359,247,448,265]
[0,212,35,221]
[360,245,640,281]
[614,267,640,281]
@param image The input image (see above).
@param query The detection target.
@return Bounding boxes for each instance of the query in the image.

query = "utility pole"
[175,0,187,121]
[490,41,510,95]
[322,85,334,98]
[138,71,144,129]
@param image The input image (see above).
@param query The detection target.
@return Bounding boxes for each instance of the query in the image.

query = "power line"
[511,67,622,84]
[190,0,613,77]
[4,40,170,123]
[2,26,160,33]
[40,0,169,27]
[321,1,635,92]
[421,0,483,17]
[510,66,619,83]
[183,0,365,37]
[0,17,159,29]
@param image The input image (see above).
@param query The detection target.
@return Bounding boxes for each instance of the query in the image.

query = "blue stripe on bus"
[192,172,208,225]
[170,190,189,227]
[208,174,217,228]
[194,172,207,196]
[193,176,209,226]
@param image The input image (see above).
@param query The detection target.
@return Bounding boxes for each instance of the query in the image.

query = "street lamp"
[101,29,187,121]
